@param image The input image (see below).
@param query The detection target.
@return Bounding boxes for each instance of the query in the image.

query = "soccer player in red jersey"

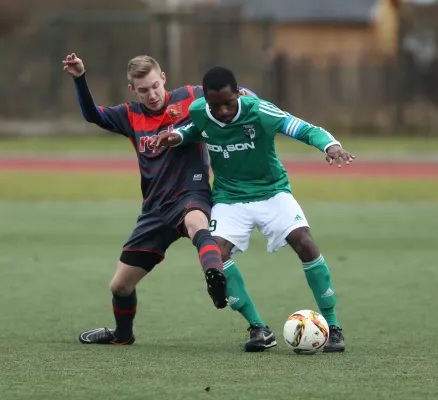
[63,54,272,351]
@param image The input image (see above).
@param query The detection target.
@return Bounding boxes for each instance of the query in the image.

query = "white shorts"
[210,192,309,254]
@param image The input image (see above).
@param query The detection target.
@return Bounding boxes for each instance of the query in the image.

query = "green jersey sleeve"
[292,121,341,153]
[257,100,341,153]
[173,98,207,146]
[257,100,291,138]
[174,121,201,145]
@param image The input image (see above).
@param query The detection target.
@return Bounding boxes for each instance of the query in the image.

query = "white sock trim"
[302,254,325,271]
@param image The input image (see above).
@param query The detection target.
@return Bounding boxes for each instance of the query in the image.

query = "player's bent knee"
[184,210,209,239]
[110,280,135,297]
[110,260,150,296]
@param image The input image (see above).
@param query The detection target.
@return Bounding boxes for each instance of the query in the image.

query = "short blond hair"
[127,55,161,82]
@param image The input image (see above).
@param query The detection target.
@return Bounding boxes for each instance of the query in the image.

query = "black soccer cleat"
[323,325,345,353]
[205,267,228,309]
[245,324,277,352]
[79,327,135,345]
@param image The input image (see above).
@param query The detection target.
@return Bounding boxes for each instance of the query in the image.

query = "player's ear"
[161,72,166,85]
[128,83,135,94]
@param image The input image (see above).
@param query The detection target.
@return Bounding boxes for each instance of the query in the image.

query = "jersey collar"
[206,97,242,127]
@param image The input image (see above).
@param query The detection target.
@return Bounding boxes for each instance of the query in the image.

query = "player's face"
[129,69,167,111]
[205,86,239,124]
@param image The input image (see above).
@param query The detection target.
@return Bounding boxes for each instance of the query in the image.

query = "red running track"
[0,158,437,178]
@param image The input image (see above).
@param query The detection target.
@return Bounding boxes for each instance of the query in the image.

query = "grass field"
[0,172,437,202]
[0,163,437,399]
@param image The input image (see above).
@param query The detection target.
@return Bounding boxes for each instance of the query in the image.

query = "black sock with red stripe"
[193,229,223,273]
[113,289,137,341]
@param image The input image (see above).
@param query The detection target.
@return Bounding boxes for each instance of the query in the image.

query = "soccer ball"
[283,309,329,354]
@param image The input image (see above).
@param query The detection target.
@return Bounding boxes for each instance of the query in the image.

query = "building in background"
[0,0,437,135]
[216,0,401,65]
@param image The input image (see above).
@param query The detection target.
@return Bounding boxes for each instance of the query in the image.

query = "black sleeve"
[97,104,134,137]
[73,74,133,137]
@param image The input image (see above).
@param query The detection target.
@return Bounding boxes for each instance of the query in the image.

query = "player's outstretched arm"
[62,53,134,137]
[152,121,202,152]
[259,100,355,167]
[152,131,183,150]
[261,101,355,167]
[62,53,109,127]
[288,121,355,167]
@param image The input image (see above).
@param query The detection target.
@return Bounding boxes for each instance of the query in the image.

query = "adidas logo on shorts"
[294,214,303,221]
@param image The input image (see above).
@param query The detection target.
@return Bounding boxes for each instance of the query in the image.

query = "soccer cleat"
[79,327,135,345]
[323,325,345,353]
[245,324,277,352]
[205,268,228,309]
[205,267,228,309]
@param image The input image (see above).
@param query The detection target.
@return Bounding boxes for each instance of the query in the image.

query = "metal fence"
[0,10,437,135]
[267,55,438,135]
[0,12,273,120]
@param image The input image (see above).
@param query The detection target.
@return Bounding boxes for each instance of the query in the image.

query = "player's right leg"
[211,203,277,352]
[79,259,153,344]
[256,192,345,353]
[79,251,164,345]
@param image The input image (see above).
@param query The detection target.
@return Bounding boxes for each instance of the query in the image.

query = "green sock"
[303,254,339,327]
[223,259,265,327]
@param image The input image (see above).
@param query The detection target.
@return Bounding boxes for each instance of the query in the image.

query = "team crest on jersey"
[243,124,255,139]
[166,102,183,120]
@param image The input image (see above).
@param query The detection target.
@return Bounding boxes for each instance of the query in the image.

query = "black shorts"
[120,191,212,271]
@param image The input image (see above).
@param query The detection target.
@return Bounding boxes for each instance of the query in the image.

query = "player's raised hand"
[325,144,355,168]
[62,53,85,77]
[151,132,183,152]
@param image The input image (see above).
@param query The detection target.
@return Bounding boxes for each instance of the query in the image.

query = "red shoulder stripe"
[186,85,195,99]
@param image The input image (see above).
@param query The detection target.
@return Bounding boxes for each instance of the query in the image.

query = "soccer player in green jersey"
[154,66,355,353]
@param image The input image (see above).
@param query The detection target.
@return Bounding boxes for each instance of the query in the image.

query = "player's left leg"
[184,209,227,309]
[258,192,345,353]
[211,202,277,353]
[172,191,227,309]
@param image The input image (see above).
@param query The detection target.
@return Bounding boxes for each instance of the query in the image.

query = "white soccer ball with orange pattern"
[283,309,329,354]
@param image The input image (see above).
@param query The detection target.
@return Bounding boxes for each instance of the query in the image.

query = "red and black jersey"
[74,75,210,211]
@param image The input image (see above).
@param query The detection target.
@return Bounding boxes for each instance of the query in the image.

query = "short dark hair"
[202,66,238,93]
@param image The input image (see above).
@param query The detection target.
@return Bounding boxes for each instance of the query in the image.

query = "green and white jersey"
[175,96,340,204]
